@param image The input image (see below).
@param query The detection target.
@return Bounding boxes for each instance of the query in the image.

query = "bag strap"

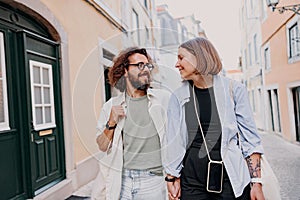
[192,84,213,161]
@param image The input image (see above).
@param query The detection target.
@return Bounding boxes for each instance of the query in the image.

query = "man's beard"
[128,71,150,91]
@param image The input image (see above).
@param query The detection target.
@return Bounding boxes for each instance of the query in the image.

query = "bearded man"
[93,47,170,200]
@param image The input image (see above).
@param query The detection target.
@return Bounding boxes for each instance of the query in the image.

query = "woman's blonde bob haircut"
[179,37,222,75]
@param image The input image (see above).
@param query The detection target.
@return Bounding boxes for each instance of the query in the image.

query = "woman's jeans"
[120,168,166,200]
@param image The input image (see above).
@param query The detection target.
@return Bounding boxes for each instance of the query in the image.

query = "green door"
[0,3,65,199]
[0,28,26,200]
[18,31,65,197]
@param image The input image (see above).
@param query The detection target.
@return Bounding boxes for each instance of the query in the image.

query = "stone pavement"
[260,132,300,200]
[66,132,300,200]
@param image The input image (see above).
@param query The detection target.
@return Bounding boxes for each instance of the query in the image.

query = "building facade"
[240,0,268,131]
[0,0,162,199]
[0,0,127,199]
[240,0,300,143]
[261,0,300,142]
[155,4,204,91]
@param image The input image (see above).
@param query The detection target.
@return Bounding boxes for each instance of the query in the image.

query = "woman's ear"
[193,69,200,75]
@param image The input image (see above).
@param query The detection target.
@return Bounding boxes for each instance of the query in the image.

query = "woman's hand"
[167,177,181,200]
[246,153,265,200]
[250,183,265,200]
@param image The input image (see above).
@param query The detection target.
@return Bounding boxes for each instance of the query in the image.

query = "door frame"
[287,81,300,142]
[17,30,66,197]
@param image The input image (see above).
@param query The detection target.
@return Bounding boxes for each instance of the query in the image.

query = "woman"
[164,37,265,200]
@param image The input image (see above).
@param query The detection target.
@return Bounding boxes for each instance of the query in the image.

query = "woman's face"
[176,47,198,80]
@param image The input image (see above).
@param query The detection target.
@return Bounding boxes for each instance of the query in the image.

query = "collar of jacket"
[175,74,226,125]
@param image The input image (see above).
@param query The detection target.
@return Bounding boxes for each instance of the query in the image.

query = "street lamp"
[266,0,300,15]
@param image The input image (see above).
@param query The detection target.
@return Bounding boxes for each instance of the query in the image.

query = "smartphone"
[206,160,224,193]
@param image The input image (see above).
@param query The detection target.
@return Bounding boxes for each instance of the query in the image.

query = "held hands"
[167,178,181,200]
[109,105,126,125]
[250,183,265,200]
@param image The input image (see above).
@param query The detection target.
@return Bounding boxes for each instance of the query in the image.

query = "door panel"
[47,136,59,174]
[0,132,24,199]
[35,138,47,182]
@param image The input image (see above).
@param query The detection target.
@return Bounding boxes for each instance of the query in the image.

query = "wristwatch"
[165,176,176,182]
[105,121,117,130]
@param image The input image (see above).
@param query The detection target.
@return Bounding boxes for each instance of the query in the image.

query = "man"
[92,47,170,200]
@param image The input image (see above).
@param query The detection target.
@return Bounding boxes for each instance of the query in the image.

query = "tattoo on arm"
[246,157,261,178]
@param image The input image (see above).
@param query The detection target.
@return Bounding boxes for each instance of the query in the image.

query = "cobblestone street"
[260,132,300,200]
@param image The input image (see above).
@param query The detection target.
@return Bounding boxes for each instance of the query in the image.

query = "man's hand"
[109,105,126,124]
[167,177,181,200]
[250,183,265,200]
[96,105,125,151]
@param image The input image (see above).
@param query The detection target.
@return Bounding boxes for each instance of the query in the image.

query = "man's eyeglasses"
[127,62,154,71]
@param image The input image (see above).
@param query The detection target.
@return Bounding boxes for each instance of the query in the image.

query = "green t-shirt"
[123,94,163,173]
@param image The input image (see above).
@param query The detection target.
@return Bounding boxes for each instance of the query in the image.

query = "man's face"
[126,53,151,90]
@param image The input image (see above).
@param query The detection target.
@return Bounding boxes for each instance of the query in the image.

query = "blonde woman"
[164,37,265,200]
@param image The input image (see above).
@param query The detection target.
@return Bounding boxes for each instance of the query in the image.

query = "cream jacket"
[92,88,170,200]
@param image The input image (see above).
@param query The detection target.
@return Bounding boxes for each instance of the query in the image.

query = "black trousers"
[180,147,251,200]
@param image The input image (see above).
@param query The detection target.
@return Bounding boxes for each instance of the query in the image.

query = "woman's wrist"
[250,177,263,188]
[251,177,262,184]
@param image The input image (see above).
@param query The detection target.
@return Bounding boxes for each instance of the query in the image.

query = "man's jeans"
[120,168,166,200]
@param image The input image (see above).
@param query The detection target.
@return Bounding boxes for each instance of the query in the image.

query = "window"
[241,7,244,28]
[29,60,56,130]
[288,23,300,59]
[252,90,256,112]
[182,27,187,42]
[292,86,300,141]
[0,32,10,131]
[264,46,271,70]
[103,48,115,61]
[244,49,248,69]
[101,48,115,101]
[267,90,274,131]
[248,43,252,66]
[267,88,281,132]
[145,26,149,44]
[261,0,267,20]
[144,0,148,9]
[250,0,254,12]
[132,9,140,45]
[274,89,281,132]
[104,66,111,102]
[253,34,258,63]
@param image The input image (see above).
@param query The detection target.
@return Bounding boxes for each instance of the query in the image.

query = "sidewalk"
[260,132,300,200]
[65,181,93,200]
[66,132,300,200]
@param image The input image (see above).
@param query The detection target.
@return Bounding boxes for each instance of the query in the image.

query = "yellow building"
[0,0,128,199]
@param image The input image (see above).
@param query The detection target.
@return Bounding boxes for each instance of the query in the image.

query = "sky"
[155,0,241,69]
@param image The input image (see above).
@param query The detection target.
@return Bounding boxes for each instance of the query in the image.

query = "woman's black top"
[184,83,222,157]
[181,83,225,189]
